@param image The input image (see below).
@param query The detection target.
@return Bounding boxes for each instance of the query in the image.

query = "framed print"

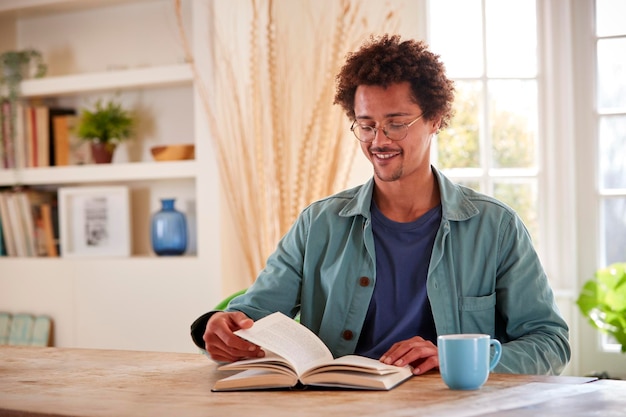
[58,186,131,258]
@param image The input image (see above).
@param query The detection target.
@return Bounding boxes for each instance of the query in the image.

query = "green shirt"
[194,167,570,375]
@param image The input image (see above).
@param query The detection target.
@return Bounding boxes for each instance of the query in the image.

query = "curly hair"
[334,34,455,130]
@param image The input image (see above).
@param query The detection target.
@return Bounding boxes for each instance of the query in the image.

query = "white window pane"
[596,0,626,37]
[429,0,483,77]
[599,115,626,190]
[597,38,626,111]
[488,80,538,168]
[602,197,626,265]
[485,0,537,77]
[436,81,482,169]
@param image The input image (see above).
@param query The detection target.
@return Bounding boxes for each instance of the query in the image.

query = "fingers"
[411,355,439,375]
[380,336,438,374]
[203,311,265,362]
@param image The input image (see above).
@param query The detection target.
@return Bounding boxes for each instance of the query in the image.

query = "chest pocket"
[458,292,496,335]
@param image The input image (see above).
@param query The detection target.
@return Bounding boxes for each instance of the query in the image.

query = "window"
[595,0,626,266]
[428,0,541,245]
[593,0,626,352]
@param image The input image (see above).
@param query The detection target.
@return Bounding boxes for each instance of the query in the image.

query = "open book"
[212,312,413,391]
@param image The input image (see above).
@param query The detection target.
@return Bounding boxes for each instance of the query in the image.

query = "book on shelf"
[48,108,77,166]
[1,100,15,169]
[0,192,16,256]
[14,102,27,169]
[4,193,29,257]
[212,312,413,392]
[15,192,38,256]
[51,114,92,166]
[0,208,5,256]
[21,188,58,257]
[18,105,77,168]
[39,202,58,257]
[0,188,59,257]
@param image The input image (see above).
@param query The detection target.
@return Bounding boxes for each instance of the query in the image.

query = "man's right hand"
[203,311,265,362]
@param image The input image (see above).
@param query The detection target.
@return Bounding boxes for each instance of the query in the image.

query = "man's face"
[353,82,439,184]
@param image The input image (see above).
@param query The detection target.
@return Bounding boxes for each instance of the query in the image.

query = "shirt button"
[359,277,370,287]
[342,330,354,340]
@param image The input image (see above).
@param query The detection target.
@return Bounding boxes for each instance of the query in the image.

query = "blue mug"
[438,334,502,390]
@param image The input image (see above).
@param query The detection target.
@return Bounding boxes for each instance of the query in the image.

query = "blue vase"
[151,198,187,256]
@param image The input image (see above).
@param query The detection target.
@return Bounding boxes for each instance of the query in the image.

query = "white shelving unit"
[0,0,222,353]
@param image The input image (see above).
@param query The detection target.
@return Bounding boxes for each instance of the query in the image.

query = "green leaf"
[577,262,626,353]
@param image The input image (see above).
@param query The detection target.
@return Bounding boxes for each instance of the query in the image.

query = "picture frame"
[58,186,131,258]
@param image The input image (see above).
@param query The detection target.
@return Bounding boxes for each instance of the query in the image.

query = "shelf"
[20,64,193,98]
[0,255,198,263]
[0,160,197,186]
[0,1,133,15]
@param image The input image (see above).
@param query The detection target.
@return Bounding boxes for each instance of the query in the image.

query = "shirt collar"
[339,166,479,222]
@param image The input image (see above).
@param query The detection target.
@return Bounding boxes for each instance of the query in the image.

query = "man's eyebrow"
[355,112,413,121]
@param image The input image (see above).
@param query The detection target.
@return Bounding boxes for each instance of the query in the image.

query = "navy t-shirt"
[355,202,440,359]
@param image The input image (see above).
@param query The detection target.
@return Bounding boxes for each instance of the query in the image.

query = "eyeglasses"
[350,114,424,143]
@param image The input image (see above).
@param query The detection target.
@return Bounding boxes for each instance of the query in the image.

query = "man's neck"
[372,169,441,223]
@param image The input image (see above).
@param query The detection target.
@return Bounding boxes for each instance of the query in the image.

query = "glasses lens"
[383,122,409,141]
[353,125,375,142]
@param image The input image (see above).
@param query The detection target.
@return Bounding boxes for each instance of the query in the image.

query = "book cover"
[15,192,38,257]
[35,106,50,168]
[0,212,5,256]
[0,192,16,256]
[26,106,37,167]
[48,108,76,166]
[20,188,58,257]
[14,102,27,169]
[212,312,413,392]
[5,193,28,257]
[41,203,57,256]
[52,114,92,166]
[0,100,4,169]
[1,101,15,169]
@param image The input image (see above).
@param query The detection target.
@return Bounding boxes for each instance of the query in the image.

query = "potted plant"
[0,49,47,165]
[576,262,626,353]
[0,49,47,101]
[75,98,135,163]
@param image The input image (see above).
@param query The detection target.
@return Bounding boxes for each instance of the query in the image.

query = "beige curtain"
[176,0,399,283]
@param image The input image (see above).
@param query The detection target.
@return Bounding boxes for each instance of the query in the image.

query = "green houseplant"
[0,49,47,101]
[576,262,626,353]
[0,49,47,165]
[75,98,135,163]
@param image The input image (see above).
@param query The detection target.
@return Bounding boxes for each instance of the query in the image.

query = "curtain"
[175,0,399,283]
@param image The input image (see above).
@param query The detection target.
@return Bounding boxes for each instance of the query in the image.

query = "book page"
[303,355,407,377]
[212,369,298,391]
[234,312,333,376]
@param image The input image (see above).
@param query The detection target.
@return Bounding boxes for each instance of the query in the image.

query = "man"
[191,34,571,375]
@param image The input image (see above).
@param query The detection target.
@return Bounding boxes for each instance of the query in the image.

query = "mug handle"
[489,339,502,371]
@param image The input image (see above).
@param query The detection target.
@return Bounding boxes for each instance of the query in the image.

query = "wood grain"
[0,346,621,417]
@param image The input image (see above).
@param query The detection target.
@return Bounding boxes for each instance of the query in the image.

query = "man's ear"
[429,117,442,135]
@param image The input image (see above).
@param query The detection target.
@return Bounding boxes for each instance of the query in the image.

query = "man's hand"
[379,336,438,375]
[203,311,265,362]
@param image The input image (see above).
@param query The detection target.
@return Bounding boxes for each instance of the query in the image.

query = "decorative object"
[577,262,626,353]
[75,98,135,163]
[0,49,47,103]
[151,198,187,256]
[150,144,195,161]
[58,186,131,258]
[0,49,47,166]
[174,0,399,283]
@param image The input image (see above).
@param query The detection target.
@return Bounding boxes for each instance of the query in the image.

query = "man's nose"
[371,127,391,145]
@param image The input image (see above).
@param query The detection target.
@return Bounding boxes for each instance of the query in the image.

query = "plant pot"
[90,143,116,164]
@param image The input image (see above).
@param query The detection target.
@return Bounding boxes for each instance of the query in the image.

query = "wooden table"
[1,346,625,417]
